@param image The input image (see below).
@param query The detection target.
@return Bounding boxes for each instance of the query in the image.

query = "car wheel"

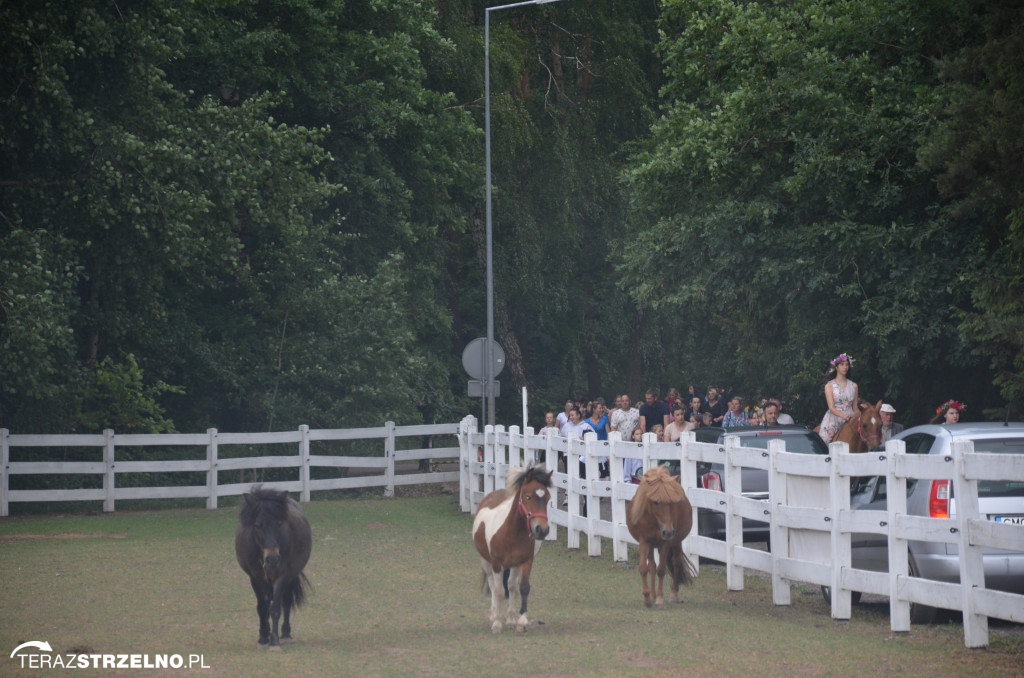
[908,557,937,624]
[820,586,861,606]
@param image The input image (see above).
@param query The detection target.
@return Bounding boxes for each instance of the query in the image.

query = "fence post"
[384,421,396,497]
[459,416,475,513]
[299,425,311,503]
[543,428,559,542]
[886,438,911,633]
[585,433,603,557]
[1,428,9,517]
[954,439,988,648]
[206,428,219,510]
[566,435,582,550]
[769,438,790,605]
[829,440,851,620]
[103,429,116,512]
[723,435,744,590]
[609,432,629,562]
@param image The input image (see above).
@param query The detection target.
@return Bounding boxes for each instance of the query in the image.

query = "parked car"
[690,425,830,544]
[823,422,1024,623]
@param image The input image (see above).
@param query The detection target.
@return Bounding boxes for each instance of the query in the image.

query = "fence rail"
[455,415,1024,649]
[1,423,460,515]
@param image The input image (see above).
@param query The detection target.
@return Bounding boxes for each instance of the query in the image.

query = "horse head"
[241,486,294,572]
[853,400,884,452]
[634,467,688,540]
[514,465,552,540]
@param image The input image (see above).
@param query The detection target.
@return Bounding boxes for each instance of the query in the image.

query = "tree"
[618,0,1001,422]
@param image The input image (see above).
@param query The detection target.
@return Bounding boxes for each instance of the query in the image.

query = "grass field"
[1,491,1022,677]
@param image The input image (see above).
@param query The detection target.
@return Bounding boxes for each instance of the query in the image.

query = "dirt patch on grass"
[0,532,128,543]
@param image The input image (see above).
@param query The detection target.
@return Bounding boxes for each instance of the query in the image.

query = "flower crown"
[936,400,965,414]
[829,353,854,367]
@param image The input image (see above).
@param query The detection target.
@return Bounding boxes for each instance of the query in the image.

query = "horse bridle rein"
[856,418,880,445]
[517,490,548,537]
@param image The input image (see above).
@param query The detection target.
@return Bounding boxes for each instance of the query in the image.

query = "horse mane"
[239,484,292,526]
[507,465,552,494]
[629,467,685,524]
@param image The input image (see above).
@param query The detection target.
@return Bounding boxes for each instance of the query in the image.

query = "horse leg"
[267,578,287,650]
[514,559,534,632]
[654,544,668,609]
[482,559,504,633]
[637,541,653,607]
[504,567,521,626]
[251,578,271,647]
[280,584,294,642]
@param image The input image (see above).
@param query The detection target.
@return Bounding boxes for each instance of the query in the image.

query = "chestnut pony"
[235,486,312,650]
[472,465,552,633]
[833,400,884,453]
[626,466,697,608]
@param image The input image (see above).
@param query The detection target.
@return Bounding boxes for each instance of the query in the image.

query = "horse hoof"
[643,599,653,608]
[516,624,528,633]
[655,601,666,610]
[269,645,282,653]
[490,621,503,634]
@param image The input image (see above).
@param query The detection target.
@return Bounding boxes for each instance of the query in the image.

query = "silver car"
[828,422,1024,622]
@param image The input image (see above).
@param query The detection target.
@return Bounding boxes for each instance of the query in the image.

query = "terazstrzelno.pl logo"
[10,641,210,670]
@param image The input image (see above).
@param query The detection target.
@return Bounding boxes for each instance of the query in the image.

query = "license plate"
[995,515,1024,524]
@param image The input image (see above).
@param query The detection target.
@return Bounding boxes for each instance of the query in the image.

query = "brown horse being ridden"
[472,465,552,633]
[832,400,884,453]
[626,466,697,609]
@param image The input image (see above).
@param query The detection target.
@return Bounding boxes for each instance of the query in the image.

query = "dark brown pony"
[833,400,884,453]
[472,465,552,633]
[626,466,697,609]
[235,486,312,650]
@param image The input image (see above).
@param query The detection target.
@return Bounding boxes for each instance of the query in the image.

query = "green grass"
[1,494,1021,677]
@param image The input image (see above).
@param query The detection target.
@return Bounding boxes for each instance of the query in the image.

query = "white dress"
[818,379,855,443]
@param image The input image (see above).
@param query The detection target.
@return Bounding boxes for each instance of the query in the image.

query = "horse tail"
[289,572,311,609]
[669,543,697,587]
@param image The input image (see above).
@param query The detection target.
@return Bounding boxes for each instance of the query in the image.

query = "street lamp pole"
[484,0,563,426]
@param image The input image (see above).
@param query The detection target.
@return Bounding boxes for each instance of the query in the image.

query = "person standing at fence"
[770,398,795,425]
[610,394,640,442]
[706,388,727,425]
[625,427,645,483]
[639,389,671,433]
[556,399,574,426]
[722,397,750,428]
[879,404,904,444]
[930,400,964,425]
[817,353,858,444]
[586,401,610,478]
[663,403,693,441]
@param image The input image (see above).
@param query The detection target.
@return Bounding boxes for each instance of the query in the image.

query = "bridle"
[856,418,881,446]
[517,488,549,537]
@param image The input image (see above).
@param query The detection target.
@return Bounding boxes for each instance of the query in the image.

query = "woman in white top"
[818,353,858,443]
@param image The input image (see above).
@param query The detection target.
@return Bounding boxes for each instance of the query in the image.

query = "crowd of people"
[539,386,797,448]
[537,352,966,480]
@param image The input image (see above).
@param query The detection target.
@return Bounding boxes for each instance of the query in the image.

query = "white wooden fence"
[456,416,1024,649]
[0,423,459,515]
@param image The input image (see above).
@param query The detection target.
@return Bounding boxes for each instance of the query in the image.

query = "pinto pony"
[833,400,884,453]
[626,466,697,609]
[235,486,312,650]
[472,465,552,633]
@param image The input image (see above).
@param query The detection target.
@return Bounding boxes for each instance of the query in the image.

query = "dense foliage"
[1,0,1021,434]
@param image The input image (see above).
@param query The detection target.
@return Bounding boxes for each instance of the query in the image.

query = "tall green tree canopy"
[619,0,1020,420]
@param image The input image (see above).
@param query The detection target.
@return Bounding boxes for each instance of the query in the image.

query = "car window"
[970,438,1024,498]
[733,433,828,455]
[901,433,935,454]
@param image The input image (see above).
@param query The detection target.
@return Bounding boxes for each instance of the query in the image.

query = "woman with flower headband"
[929,400,964,425]
[817,353,858,444]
